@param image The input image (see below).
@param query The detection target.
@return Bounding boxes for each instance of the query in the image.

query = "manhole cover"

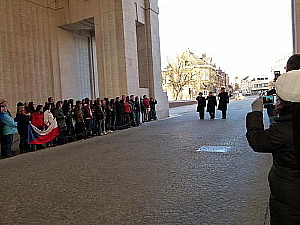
[196,146,231,153]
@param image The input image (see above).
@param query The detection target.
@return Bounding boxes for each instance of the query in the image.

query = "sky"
[158,0,293,80]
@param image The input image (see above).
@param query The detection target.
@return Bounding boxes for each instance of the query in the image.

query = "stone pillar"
[144,0,169,118]
[93,0,127,98]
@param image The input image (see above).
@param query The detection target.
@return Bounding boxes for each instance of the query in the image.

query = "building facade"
[0,0,169,117]
[240,75,271,95]
[162,52,229,100]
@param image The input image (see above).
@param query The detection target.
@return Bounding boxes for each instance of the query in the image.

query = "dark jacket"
[54,108,67,131]
[196,96,206,112]
[15,113,30,136]
[206,96,217,113]
[264,104,275,117]
[94,104,105,120]
[149,100,157,110]
[135,101,141,112]
[246,111,300,224]
[115,101,123,115]
[218,92,229,111]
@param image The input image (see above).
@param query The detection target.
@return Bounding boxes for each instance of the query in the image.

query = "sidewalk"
[169,100,197,108]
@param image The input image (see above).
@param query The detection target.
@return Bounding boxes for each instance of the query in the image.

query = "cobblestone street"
[0,97,272,224]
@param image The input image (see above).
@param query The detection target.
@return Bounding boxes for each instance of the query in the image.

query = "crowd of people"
[196,87,230,120]
[0,95,158,158]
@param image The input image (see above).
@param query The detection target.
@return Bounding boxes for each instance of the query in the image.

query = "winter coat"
[0,112,17,135]
[44,110,55,127]
[54,108,67,131]
[150,100,157,110]
[206,96,217,113]
[83,105,93,119]
[196,96,206,112]
[135,101,141,112]
[246,111,300,224]
[115,101,123,115]
[31,112,44,127]
[218,92,229,111]
[129,100,136,112]
[94,104,105,120]
[143,98,150,108]
[15,113,30,136]
[74,109,84,123]
[124,102,132,114]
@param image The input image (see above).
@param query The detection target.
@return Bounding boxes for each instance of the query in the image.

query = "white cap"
[276,70,300,102]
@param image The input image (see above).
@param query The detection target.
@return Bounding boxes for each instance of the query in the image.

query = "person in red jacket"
[143,95,150,122]
[31,105,44,129]
[123,96,132,128]
[31,105,45,150]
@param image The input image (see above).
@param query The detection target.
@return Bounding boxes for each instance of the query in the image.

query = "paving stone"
[0,97,271,224]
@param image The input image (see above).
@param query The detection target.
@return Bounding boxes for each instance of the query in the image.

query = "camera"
[263,96,275,105]
[274,71,281,82]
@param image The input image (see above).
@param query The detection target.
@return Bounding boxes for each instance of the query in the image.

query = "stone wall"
[0,0,54,105]
[0,0,169,118]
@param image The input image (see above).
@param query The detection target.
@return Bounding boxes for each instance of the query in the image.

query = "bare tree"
[163,51,199,100]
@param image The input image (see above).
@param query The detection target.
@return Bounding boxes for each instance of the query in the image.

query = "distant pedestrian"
[140,97,145,123]
[83,98,93,138]
[149,98,157,120]
[94,100,104,136]
[206,92,217,119]
[143,95,150,122]
[123,96,132,129]
[129,95,136,126]
[54,101,67,145]
[218,87,229,119]
[110,99,116,131]
[73,101,85,140]
[135,96,141,126]
[115,97,123,130]
[196,92,206,120]
[15,105,30,153]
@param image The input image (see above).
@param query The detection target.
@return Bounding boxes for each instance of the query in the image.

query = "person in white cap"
[246,54,300,224]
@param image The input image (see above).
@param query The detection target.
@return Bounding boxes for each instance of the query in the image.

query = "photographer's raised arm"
[246,111,285,153]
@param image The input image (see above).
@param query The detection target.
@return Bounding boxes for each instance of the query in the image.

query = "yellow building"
[162,52,228,100]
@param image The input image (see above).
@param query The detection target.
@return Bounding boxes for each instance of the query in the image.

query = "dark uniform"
[218,91,229,119]
[196,96,206,119]
[206,95,217,119]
